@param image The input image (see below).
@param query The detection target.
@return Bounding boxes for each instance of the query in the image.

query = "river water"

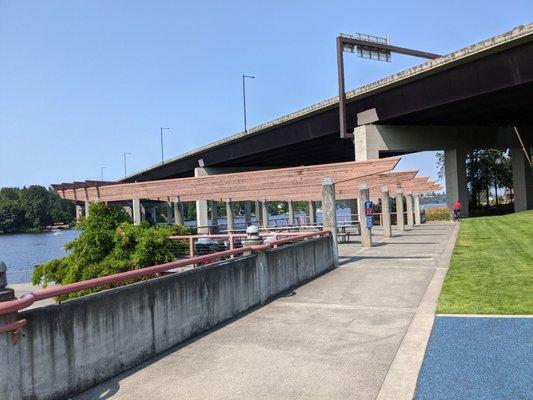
[0,230,80,284]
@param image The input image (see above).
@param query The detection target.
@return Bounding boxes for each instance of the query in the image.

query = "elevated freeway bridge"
[123,25,533,216]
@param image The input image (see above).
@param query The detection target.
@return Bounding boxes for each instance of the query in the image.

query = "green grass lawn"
[437,210,533,315]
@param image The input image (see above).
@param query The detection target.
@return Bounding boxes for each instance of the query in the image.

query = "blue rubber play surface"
[415,316,533,400]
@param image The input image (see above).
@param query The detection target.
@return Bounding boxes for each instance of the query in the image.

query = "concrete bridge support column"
[405,194,414,228]
[225,200,234,232]
[287,200,295,225]
[445,148,469,217]
[381,187,392,237]
[132,199,142,225]
[261,201,269,228]
[308,201,316,225]
[353,126,380,161]
[414,194,422,225]
[511,147,533,212]
[358,185,373,247]
[321,178,338,264]
[84,200,90,217]
[244,202,252,226]
[396,190,405,231]
[173,197,184,226]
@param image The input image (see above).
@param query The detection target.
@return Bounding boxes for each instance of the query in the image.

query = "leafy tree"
[32,202,189,299]
[0,185,75,233]
[436,149,513,209]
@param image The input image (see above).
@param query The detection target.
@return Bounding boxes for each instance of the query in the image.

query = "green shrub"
[424,206,450,221]
[32,202,189,300]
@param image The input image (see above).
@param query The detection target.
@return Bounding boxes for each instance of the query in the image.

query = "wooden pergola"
[53,157,440,240]
[53,157,438,203]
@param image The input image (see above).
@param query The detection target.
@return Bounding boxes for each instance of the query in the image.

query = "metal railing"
[0,230,331,341]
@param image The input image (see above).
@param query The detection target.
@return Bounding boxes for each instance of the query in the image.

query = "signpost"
[364,201,374,229]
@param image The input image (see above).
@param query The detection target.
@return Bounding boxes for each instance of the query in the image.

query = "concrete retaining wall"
[0,236,334,400]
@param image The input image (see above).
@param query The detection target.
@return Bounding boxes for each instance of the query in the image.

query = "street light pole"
[242,75,255,132]
[160,127,170,163]
[100,166,107,181]
[123,152,131,178]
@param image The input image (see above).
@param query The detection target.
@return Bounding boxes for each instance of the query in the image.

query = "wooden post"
[381,187,392,237]
[358,184,373,247]
[226,199,234,232]
[395,189,405,231]
[321,177,338,264]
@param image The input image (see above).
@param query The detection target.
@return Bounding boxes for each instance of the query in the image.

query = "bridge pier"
[511,146,533,212]
[444,148,469,217]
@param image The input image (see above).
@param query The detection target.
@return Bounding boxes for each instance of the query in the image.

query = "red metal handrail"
[0,230,331,336]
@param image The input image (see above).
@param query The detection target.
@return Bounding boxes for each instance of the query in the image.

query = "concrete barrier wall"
[0,236,334,400]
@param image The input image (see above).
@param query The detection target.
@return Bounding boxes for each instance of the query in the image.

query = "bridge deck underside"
[74,222,455,400]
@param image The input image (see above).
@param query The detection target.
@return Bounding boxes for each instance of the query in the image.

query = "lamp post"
[123,152,131,178]
[242,75,255,132]
[336,33,440,139]
[160,127,170,163]
[100,166,107,181]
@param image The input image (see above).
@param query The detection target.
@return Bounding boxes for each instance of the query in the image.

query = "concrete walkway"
[73,222,458,400]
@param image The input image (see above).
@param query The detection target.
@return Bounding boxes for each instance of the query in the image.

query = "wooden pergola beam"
[57,158,400,203]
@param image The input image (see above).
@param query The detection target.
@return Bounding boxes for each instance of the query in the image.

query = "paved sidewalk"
[74,222,457,400]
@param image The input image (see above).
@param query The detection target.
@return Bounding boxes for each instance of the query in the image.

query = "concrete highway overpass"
[124,25,533,216]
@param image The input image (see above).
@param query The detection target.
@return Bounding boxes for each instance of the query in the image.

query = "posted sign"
[364,201,374,228]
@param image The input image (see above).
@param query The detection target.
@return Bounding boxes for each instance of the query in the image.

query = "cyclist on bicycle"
[452,200,462,221]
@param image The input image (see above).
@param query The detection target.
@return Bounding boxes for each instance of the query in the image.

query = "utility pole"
[123,152,131,178]
[242,75,255,132]
[100,166,107,181]
[160,127,170,163]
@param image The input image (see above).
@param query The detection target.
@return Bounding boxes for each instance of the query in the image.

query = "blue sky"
[1,0,531,188]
